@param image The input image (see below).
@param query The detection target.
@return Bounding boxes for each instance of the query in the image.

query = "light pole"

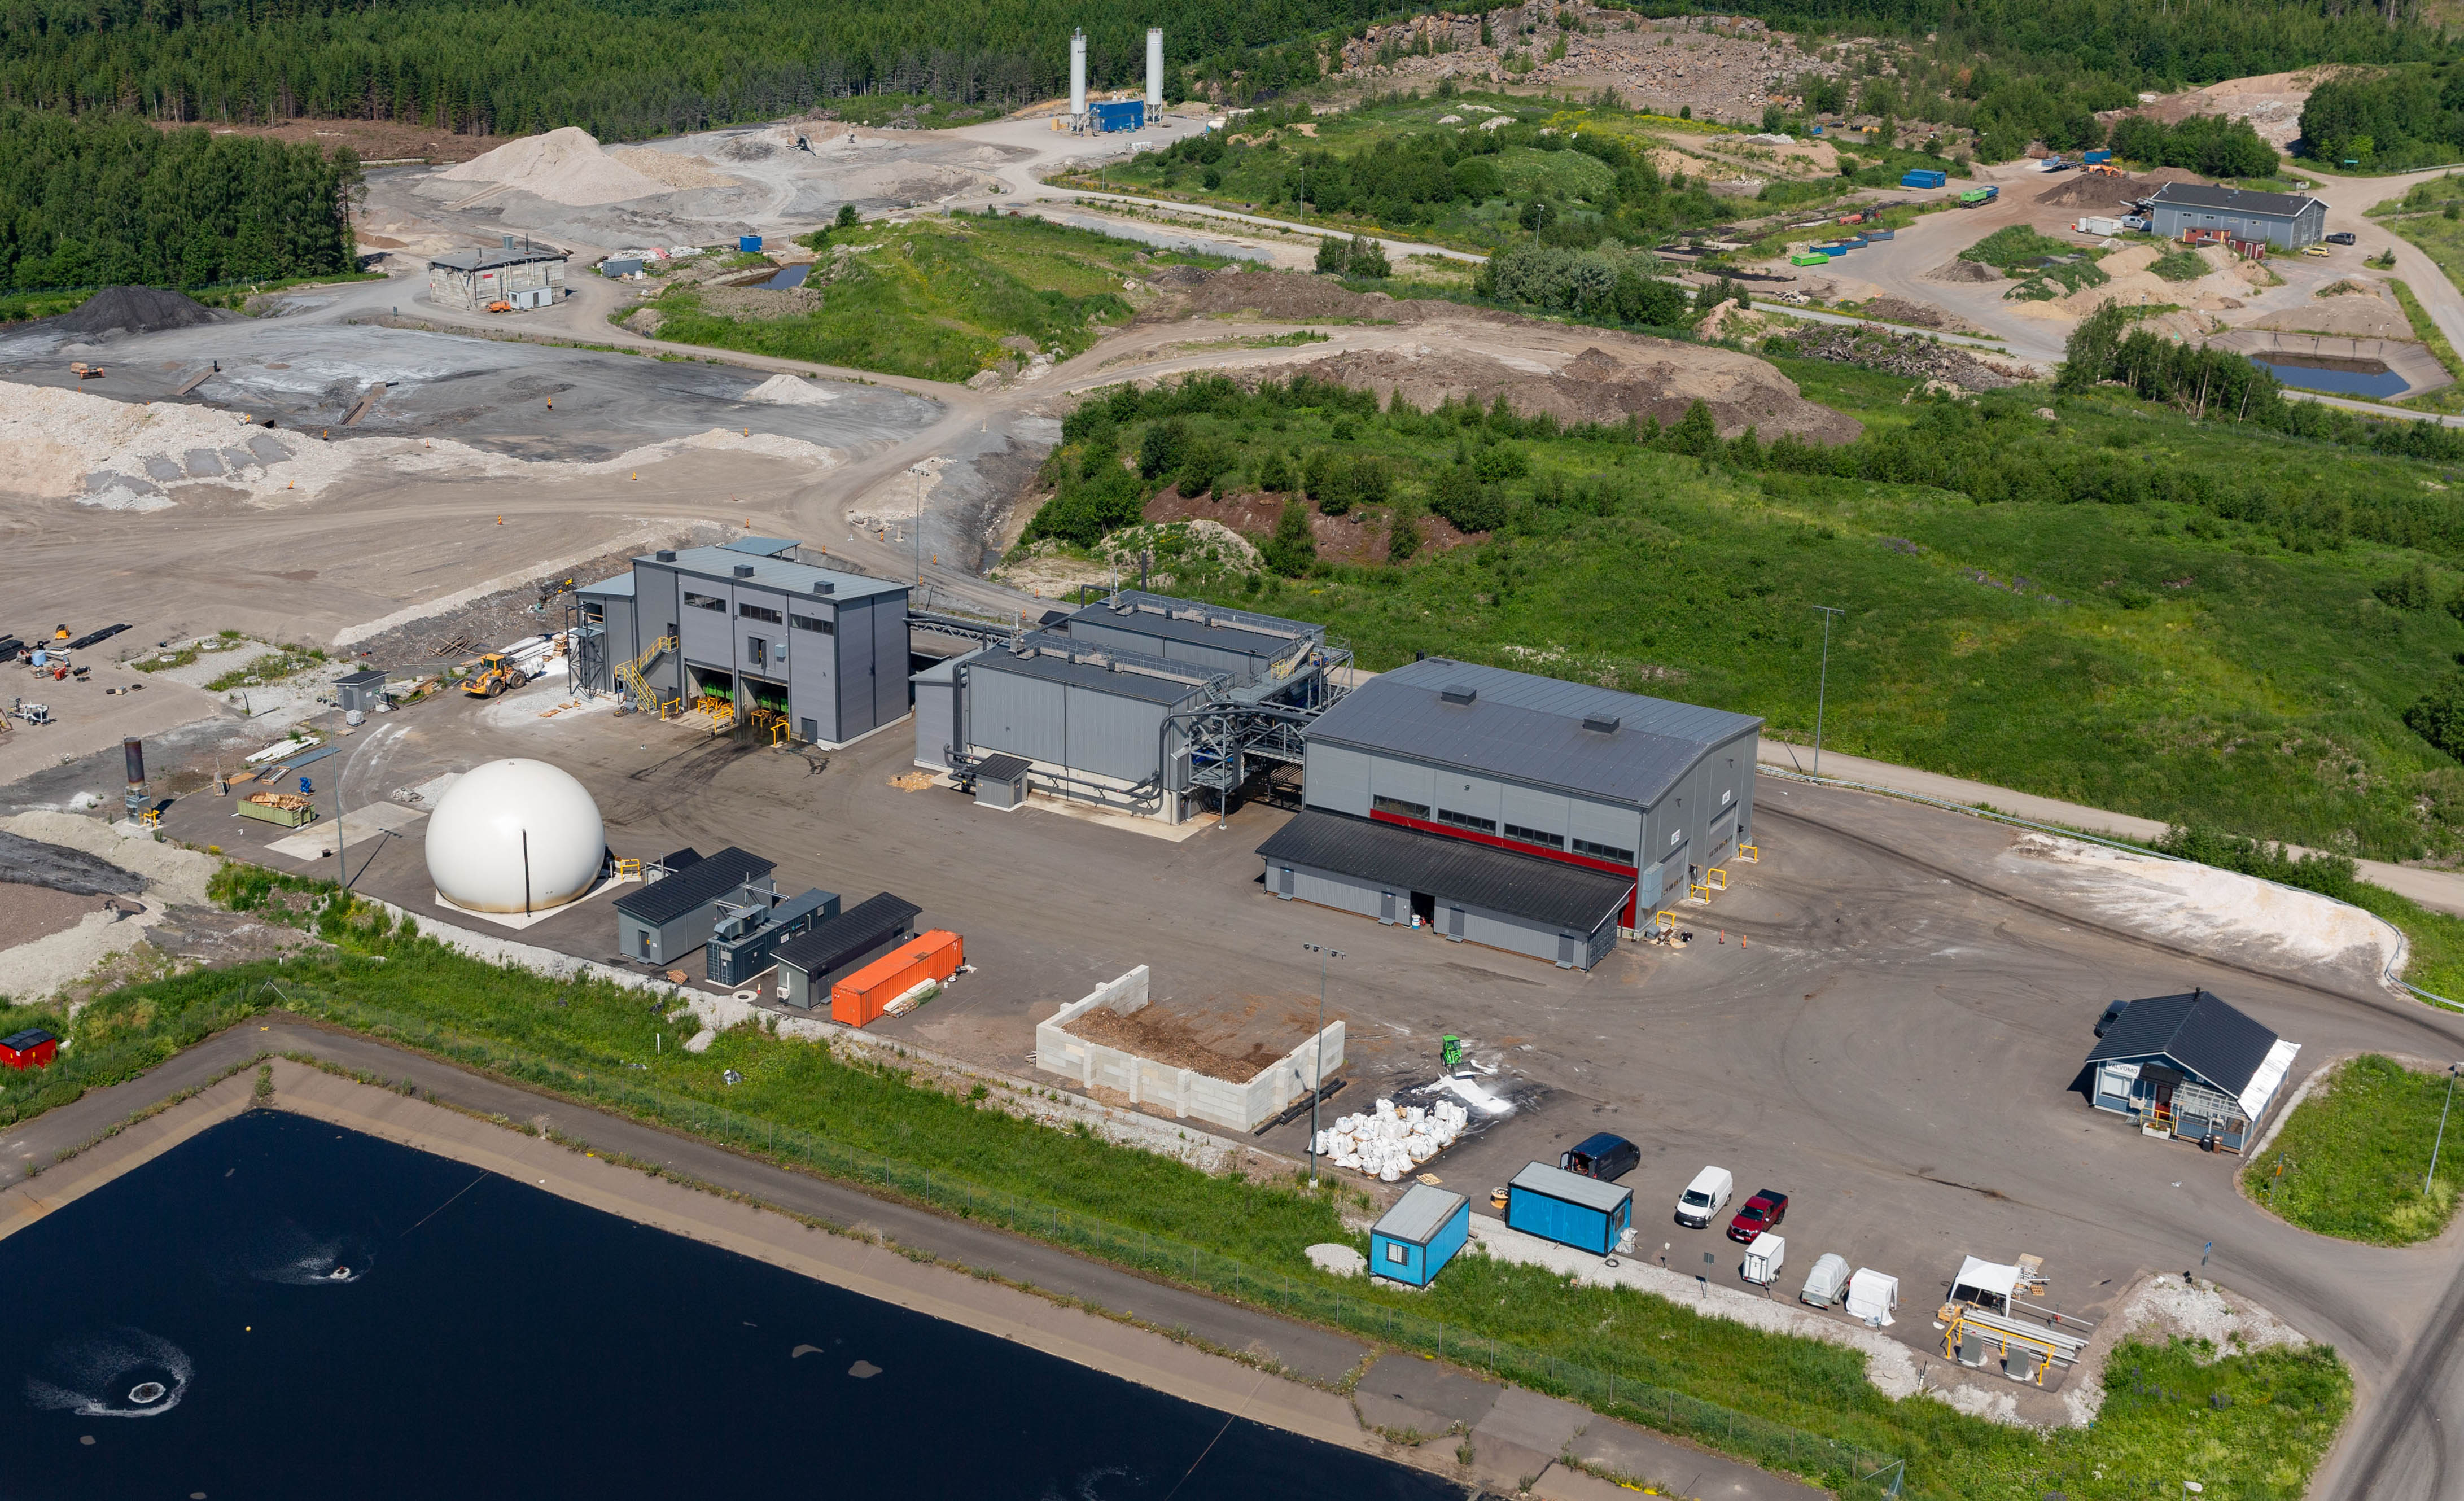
[1810,604,1844,777]
[907,462,929,589]
[1300,942,1343,1188]
[2427,1062,2464,1196]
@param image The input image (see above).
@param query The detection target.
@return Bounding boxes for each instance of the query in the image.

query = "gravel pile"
[1767,323,2029,390]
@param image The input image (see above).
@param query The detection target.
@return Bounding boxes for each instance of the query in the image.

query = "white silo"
[1146,28,1163,110]
[424,758,607,914]
[1070,29,1087,120]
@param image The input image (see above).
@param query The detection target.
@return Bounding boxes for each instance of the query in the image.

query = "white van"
[1675,1165,1734,1228]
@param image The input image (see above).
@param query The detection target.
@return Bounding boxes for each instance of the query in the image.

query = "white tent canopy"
[2239,1038,2303,1119]
[1950,1255,2023,1314]
[1846,1268,1898,1325]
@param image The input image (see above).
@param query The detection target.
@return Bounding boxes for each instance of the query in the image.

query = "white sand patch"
[435,126,671,207]
[606,147,742,192]
[5,383,841,514]
[2002,831,2397,978]
[741,373,843,407]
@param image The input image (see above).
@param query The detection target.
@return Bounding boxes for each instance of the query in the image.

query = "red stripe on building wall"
[1367,809,1642,927]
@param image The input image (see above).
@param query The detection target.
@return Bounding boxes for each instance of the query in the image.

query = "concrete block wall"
[1036,966,1345,1132]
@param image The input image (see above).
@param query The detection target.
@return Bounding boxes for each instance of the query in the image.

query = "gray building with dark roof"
[2084,988,2301,1151]
[614,846,777,968]
[576,540,909,749]
[1265,657,1762,966]
[2146,182,2327,250]
[426,235,571,310]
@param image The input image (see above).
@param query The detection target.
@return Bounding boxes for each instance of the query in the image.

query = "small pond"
[2248,355,2410,400]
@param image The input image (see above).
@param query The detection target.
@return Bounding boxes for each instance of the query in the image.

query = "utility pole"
[1810,605,1844,777]
[907,462,929,587]
[2428,1062,2464,1196]
[1301,942,1343,1188]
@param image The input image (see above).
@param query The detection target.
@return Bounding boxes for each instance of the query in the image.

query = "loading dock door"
[1411,891,1435,928]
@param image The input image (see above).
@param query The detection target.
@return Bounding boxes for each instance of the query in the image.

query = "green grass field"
[637,213,1223,381]
[2245,1054,2464,1243]
[0,870,2353,1501]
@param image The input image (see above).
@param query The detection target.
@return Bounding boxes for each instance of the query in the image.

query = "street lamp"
[1300,942,1344,1188]
[906,462,929,590]
[1809,604,1844,777]
[2427,1061,2464,1196]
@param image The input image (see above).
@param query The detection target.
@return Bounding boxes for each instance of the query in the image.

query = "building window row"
[1574,837,1635,864]
[1437,808,1496,835]
[684,591,727,612]
[1372,795,1430,820]
[739,603,783,624]
[1503,822,1564,850]
[790,613,835,635]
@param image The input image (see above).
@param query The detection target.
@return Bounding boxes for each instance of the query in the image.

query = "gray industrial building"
[914,592,1346,822]
[2146,182,2326,250]
[1260,657,1762,968]
[427,235,571,310]
[576,537,911,748]
[775,893,924,1009]
[614,847,776,967]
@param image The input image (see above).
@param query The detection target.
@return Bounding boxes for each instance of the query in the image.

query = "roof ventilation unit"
[733,564,755,577]
[1440,686,1478,706]
[1582,713,1621,734]
[812,580,834,595]
[654,549,676,562]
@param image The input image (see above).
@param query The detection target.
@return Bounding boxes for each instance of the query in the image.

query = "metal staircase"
[616,634,676,712]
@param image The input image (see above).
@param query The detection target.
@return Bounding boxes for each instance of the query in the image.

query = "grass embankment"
[2246,1054,2464,1243]
[2388,278,2464,418]
[0,865,2351,1501]
[636,213,1221,382]
[1958,225,2108,300]
[1025,356,2464,863]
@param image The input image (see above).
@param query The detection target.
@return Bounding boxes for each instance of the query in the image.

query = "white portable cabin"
[1845,1268,1898,1326]
[1799,1252,1850,1309]
[1743,1232,1784,1286]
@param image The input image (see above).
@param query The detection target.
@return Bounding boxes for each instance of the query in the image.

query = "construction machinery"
[459,652,530,698]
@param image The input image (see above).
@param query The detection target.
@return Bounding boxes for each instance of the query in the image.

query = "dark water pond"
[2248,356,2409,399]
[757,263,811,289]
[0,1111,1459,1501]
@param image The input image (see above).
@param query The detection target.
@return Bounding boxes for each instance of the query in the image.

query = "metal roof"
[2149,182,2323,219]
[613,846,775,925]
[1511,1160,1633,1215]
[1306,657,1761,808]
[1,1028,57,1051]
[969,634,1216,707]
[430,243,570,272]
[579,572,634,598]
[1064,592,1320,660]
[642,545,908,604]
[723,536,802,558]
[1374,1183,1469,1245]
[1257,809,1633,932]
[2083,988,2282,1097]
[974,752,1032,782]
[774,893,922,977]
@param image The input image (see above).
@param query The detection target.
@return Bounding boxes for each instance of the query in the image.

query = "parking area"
[147,681,2464,1412]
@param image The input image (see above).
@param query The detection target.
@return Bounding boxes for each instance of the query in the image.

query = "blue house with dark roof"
[2084,989,2302,1152]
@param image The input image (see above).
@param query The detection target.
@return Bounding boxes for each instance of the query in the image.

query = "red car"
[1727,1189,1789,1244]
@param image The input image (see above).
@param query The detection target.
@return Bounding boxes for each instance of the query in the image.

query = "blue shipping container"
[2084,148,2112,165]
[738,235,763,253]
[1091,100,1145,133]
[1866,229,1896,240]
[1901,168,1948,189]
[1370,1184,1471,1286]
[1506,1162,1633,1255]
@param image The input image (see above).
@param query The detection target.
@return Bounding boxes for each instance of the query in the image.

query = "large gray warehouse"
[2146,182,2326,250]
[914,592,1346,821]
[576,537,911,748]
[1259,658,1762,968]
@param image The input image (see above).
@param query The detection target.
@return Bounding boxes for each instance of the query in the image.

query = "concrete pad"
[1472,1385,1592,1488]
[262,798,424,859]
[1530,1462,1649,1501]
[1571,1419,1829,1500]
[1357,1353,1504,1434]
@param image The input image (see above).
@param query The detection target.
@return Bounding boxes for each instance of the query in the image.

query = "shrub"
[1139,418,1189,479]
[1430,466,1506,532]
[1257,450,1294,492]
[1473,443,1529,481]
[1262,497,1316,575]
[2376,560,2435,610]
[2408,673,2464,763]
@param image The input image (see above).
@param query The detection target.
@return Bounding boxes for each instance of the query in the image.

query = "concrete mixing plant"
[1148,28,1163,110]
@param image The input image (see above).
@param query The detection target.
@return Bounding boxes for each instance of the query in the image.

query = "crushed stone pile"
[607,147,741,191]
[435,126,671,207]
[1314,1097,1470,1181]
[741,373,843,406]
[1922,257,2004,285]
[2039,167,2204,208]
[1766,323,2030,390]
[0,829,145,896]
[54,286,236,339]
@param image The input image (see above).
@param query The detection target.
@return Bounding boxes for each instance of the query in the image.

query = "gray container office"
[614,847,777,967]
[773,894,923,1008]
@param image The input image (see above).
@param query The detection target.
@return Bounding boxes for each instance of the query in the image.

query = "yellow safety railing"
[616,634,676,711]
[613,857,644,878]
[1705,867,1729,891]
[1688,882,1712,902]
[1739,843,1760,863]
[1655,909,1679,935]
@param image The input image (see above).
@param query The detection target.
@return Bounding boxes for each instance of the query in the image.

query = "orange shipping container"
[831,930,963,1027]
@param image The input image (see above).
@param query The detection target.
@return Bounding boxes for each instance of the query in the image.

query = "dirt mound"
[1766,323,2033,390]
[1861,295,1977,333]
[1142,266,1463,324]
[1271,339,1862,445]
[435,125,670,207]
[1922,257,2003,285]
[2039,168,2204,208]
[48,286,235,339]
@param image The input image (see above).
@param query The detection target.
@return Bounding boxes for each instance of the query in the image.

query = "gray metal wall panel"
[601,598,638,678]
[633,564,685,696]
[1569,797,1641,854]
[970,666,1067,764]
[1500,782,1570,839]
[1288,864,1384,922]
[1433,771,1505,827]
[874,597,909,728]
[1369,753,1436,810]
[914,677,955,768]
[675,569,733,677]
[1459,907,1557,966]
[1063,682,1168,782]
[835,598,874,736]
[735,587,788,681]
[790,605,837,744]
[1305,743,1375,817]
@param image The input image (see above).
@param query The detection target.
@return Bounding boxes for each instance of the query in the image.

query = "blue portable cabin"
[1901,168,1948,189]
[738,234,763,253]
[1091,100,1145,133]
[1506,1161,1632,1255]
[1369,1183,1472,1286]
